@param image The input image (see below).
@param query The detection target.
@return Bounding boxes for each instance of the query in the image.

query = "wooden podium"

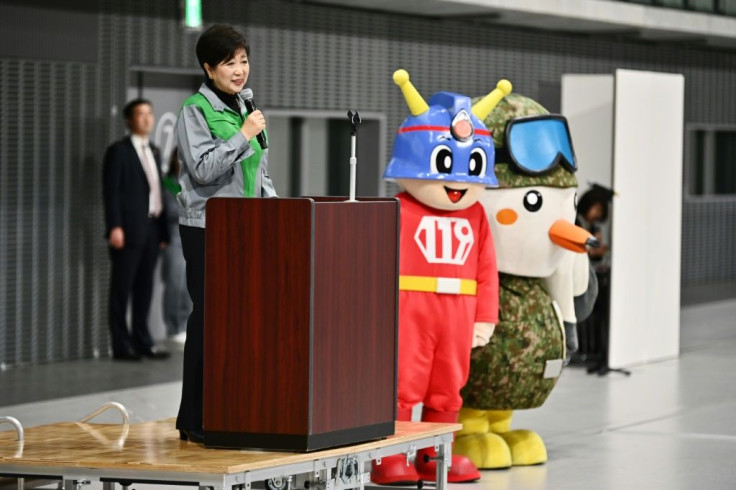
[203,197,399,451]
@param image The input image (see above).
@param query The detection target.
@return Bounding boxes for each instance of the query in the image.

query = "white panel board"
[561,74,614,192]
[609,69,684,368]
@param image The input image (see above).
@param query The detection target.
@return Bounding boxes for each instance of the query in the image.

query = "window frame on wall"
[683,123,736,198]
[263,109,387,199]
[620,0,736,16]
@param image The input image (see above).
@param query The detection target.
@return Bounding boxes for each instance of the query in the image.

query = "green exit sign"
[184,0,202,30]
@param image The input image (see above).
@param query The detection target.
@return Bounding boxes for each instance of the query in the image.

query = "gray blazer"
[175,83,277,228]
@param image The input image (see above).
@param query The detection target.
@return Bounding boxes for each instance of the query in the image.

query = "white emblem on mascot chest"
[414,216,474,265]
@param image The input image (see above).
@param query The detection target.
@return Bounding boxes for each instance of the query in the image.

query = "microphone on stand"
[240,88,268,150]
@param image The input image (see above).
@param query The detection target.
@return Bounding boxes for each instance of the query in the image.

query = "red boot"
[370,454,420,485]
[415,408,481,483]
[371,407,419,485]
[415,447,481,483]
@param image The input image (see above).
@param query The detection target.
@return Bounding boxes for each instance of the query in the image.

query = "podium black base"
[203,421,395,452]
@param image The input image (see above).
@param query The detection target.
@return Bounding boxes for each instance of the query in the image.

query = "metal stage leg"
[434,442,451,490]
[102,482,115,490]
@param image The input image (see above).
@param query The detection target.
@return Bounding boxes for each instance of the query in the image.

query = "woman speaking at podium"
[175,24,277,443]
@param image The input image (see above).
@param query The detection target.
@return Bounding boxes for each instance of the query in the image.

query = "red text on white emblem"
[414,216,474,265]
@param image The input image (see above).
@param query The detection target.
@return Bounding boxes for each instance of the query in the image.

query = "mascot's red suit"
[371,69,510,484]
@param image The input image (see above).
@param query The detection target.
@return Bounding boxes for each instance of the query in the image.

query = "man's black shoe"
[179,429,205,443]
[139,347,171,360]
[113,350,142,361]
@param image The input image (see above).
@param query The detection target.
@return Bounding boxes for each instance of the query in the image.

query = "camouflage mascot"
[455,93,596,469]
[370,70,509,485]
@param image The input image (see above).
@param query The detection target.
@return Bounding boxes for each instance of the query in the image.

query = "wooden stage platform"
[0,418,459,490]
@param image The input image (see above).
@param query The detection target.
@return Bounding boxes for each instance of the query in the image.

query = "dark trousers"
[177,224,205,432]
[108,220,158,355]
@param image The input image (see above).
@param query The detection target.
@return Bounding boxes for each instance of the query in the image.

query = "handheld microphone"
[240,88,268,150]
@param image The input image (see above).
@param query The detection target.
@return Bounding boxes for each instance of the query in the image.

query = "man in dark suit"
[103,98,171,361]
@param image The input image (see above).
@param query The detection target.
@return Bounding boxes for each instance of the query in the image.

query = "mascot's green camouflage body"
[455,93,592,469]
[461,94,574,410]
[462,273,564,409]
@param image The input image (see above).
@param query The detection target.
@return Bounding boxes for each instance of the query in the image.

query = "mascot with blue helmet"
[370,70,510,485]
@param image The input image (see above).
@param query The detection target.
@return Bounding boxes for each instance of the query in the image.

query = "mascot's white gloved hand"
[472,322,495,348]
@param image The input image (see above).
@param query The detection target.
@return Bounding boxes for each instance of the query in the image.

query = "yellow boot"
[486,410,513,433]
[490,411,547,466]
[454,408,512,469]
[456,407,489,436]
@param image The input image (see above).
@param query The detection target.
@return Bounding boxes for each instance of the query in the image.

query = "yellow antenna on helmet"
[393,69,429,116]
[472,79,513,120]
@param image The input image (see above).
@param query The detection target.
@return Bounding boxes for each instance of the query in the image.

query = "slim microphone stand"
[346,109,361,202]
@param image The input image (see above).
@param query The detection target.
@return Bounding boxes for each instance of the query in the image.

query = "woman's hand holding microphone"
[241,110,266,141]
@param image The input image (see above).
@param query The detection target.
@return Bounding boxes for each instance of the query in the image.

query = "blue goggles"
[496,115,577,175]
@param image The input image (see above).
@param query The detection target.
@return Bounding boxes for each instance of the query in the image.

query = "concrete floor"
[1,299,735,489]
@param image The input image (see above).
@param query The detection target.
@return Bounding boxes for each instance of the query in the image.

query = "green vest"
[162,175,181,196]
[182,93,265,197]
[461,273,564,410]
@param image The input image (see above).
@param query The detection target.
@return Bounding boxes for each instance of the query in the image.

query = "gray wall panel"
[1,0,735,366]
[682,199,736,285]
[0,3,98,63]
[0,59,102,366]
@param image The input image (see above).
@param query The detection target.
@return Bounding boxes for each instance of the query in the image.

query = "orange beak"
[548,219,598,253]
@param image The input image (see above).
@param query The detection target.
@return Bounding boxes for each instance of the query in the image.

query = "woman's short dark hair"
[577,187,611,222]
[196,25,249,78]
